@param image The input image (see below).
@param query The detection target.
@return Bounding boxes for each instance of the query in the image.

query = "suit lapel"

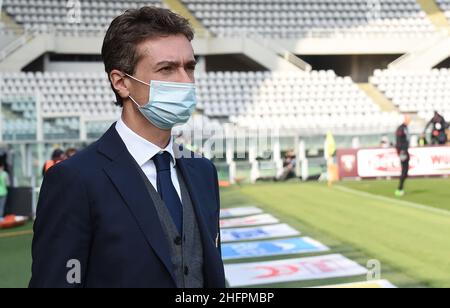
[98,125,176,285]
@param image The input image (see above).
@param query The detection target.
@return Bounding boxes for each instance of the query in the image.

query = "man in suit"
[30,7,225,288]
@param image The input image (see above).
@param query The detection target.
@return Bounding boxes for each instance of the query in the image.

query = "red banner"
[337,146,450,179]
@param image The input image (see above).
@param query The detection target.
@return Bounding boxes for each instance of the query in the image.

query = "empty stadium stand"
[1,0,164,35]
[183,0,438,38]
[1,70,400,141]
[0,71,116,140]
[371,68,450,120]
[0,0,441,38]
[1,0,445,186]
[0,71,222,141]
[198,70,399,134]
[1,0,446,72]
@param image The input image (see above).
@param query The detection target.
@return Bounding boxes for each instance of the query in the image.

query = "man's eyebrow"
[154,60,197,67]
[155,61,179,67]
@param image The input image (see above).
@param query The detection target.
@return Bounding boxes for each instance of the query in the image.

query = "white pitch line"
[335,185,450,218]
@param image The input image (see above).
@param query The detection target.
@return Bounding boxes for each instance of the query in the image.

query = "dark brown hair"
[102,6,194,107]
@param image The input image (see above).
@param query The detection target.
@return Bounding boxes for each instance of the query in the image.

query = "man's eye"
[160,67,173,72]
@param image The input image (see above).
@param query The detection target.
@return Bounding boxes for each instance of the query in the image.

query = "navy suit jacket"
[29,124,226,288]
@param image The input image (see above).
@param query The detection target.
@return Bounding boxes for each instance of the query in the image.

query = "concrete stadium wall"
[0,33,17,49]
[302,54,402,82]
[1,34,437,71]
[44,61,104,72]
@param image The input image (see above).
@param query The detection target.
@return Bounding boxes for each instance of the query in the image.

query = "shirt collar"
[115,117,176,167]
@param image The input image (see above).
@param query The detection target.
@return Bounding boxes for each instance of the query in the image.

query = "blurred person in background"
[325,131,337,187]
[418,133,428,147]
[447,128,450,146]
[395,115,411,197]
[380,135,392,148]
[425,111,448,145]
[65,148,78,159]
[42,149,65,176]
[0,162,10,219]
[276,150,297,181]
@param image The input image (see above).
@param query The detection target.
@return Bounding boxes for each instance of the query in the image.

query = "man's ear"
[109,70,130,100]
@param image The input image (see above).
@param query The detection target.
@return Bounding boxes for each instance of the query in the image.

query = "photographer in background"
[425,111,448,145]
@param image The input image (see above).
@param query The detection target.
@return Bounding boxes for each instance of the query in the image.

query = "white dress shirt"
[115,118,182,202]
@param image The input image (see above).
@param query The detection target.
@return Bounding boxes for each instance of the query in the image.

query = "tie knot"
[152,151,172,172]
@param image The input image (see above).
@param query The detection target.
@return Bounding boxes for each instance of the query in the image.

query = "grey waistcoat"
[134,162,205,288]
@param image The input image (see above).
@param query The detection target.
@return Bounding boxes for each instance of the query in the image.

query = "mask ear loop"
[123,73,150,108]
[124,73,151,86]
[128,95,142,108]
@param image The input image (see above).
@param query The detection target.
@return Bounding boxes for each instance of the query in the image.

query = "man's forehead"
[138,35,195,65]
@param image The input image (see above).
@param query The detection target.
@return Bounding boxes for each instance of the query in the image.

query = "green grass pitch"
[1,178,449,288]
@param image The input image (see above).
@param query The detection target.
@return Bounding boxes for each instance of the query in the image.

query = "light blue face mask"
[125,74,197,130]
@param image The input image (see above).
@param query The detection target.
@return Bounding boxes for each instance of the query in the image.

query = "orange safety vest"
[43,159,62,174]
